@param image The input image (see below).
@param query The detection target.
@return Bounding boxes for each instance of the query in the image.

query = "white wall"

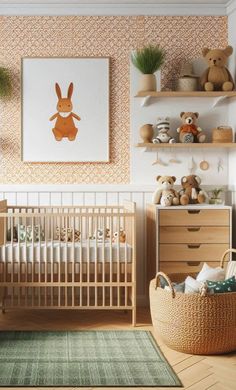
[227,2,236,245]
[228,3,236,188]
[130,65,230,186]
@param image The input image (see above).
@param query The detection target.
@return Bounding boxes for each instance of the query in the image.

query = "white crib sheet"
[0,240,132,263]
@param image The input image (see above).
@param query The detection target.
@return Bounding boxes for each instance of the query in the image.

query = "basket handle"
[220,248,236,268]
[155,271,175,298]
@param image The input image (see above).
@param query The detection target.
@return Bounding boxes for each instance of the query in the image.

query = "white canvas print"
[21,57,109,162]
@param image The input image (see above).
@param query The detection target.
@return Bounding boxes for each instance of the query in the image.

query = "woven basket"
[150,249,236,355]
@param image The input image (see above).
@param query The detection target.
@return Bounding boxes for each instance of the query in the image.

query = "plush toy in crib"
[177,112,206,143]
[152,117,176,144]
[152,175,179,206]
[56,227,80,242]
[179,175,206,205]
[90,228,110,242]
[112,228,126,243]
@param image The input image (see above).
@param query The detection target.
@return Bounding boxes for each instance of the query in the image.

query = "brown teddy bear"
[152,175,179,206]
[200,46,235,91]
[177,112,206,143]
[179,175,206,205]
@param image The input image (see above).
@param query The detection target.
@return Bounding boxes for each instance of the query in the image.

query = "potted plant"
[209,188,224,204]
[131,44,165,92]
[0,67,12,99]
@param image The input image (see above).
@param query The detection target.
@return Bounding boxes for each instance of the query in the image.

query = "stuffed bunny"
[50,82,81,141]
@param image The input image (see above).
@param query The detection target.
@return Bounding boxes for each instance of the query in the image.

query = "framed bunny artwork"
[21,57,110,162]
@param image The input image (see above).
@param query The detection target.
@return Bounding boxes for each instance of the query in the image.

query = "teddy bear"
[177,112,206,143]
[200,46,235,91]
[152,175,179,206]
[112,228,126,243]
[90,228,110,242]
[152,117,176,144]
[179,175,206,205]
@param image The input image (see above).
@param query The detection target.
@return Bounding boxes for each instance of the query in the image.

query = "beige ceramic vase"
[140,124,154,143]
[139,74,157,92]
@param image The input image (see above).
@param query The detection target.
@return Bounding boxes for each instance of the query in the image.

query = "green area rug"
[0,330,182,387]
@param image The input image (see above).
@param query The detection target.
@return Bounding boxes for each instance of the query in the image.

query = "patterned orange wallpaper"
[0,16,227,184]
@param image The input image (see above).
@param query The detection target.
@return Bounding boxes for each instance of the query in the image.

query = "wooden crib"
[0,200,136,325]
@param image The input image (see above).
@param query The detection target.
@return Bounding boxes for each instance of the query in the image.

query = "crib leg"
[132,308,136,327]
[1,288,6,314]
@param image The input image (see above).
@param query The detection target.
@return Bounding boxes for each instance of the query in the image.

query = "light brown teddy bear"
[177,112,206,143]
[152,176,179,206]
[200,46,234,91]
[179,175,206,205]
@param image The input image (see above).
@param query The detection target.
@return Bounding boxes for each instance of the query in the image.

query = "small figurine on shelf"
[177,112,206,143]
[139,123,154,143]
[153,117,176,144]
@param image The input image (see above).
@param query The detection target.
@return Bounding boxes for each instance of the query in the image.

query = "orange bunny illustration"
[50,82,81,141]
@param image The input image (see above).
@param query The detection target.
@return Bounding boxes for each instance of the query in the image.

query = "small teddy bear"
[179,175,206,205]
[200,46,235,91]
[90,228,110,242]
[152,175,179,206]
[152,117,176,144]
[112,228,126,243]
[177,112,206,143]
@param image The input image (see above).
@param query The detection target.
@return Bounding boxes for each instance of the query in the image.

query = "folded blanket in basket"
[207,276,236,293]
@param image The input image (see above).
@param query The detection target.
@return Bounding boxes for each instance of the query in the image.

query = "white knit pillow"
[184,276,202,294]
[226,261,236,279]
[196,263,225,283]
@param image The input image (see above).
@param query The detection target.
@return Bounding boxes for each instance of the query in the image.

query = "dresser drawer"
[160,243,229,262]
[159,209,229,226]
[159,226,229,244]
[159,261,225,282]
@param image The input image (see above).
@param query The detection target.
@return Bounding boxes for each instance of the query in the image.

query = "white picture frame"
[21,57,110,162]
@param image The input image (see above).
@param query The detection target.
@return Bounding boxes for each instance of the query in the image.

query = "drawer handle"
[187,261,201,266]
[187,227,200,232]
[187,210,200,214]
[188,244,201,249]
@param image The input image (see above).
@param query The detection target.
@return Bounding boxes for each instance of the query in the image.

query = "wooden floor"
[0,307,235,390]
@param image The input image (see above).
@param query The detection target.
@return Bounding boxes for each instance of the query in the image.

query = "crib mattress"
[0,240,132,263]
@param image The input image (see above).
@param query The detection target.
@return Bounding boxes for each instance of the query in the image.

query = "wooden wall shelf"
[135,91,236,98]
[136,143,236,149]
[135,91,236,107]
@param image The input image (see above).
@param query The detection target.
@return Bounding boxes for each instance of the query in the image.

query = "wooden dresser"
[146,205,232,283]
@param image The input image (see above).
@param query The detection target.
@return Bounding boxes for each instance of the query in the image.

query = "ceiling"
[0,0,234,16]
[0,0,231,4]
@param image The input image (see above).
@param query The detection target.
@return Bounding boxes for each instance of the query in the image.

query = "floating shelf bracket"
[140,95,152,107]
[212,95,228,108]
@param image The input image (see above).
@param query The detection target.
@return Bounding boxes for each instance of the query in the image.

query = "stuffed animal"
[56,227,80,242]
[153,117,176,144]
[200,46,235,91]
[112,228,126,243]
[90,228,110,242]
[152,175,179,206]
[179,175,206,205]
[177,112,206,143]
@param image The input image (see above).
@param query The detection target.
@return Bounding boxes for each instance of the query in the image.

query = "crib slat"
[95,213,98,307]
[72,215,75,307]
